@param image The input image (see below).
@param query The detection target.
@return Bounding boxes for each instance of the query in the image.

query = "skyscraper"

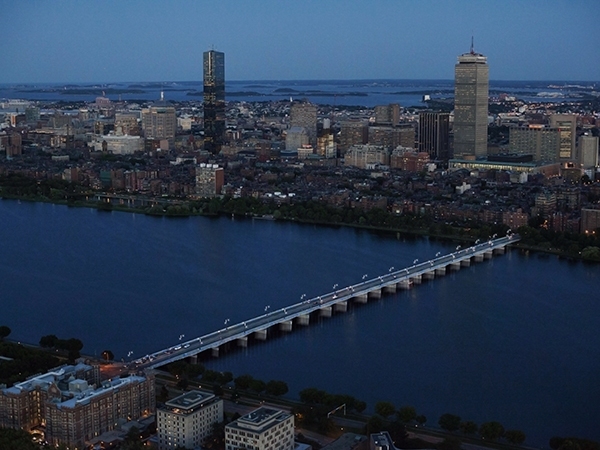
[203,50,225,154]
[290,102,317,145]
[141,91,177,146]
[418,112,450,160]
[453,41,489,159]
[549,114,577,161]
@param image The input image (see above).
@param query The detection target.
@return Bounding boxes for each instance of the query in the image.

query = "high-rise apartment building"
[203,50,226,154]
[339,120,369,153]
[142,92,177,145]
[374,103,400,126]
[196,163,224,197]
[579,134,599,169]
[290,102,317,145]
[453,43,489,159]
[418,112,450,160]
[550,114,577,161]
[508,125,560,163]
[157,390,223,450]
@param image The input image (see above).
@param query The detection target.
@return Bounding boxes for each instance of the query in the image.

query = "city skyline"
[1,0,598,84]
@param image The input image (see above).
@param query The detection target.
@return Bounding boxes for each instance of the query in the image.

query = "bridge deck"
[132,234,519,370]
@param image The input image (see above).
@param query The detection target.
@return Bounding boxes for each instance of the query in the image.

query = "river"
[0,199,598,446]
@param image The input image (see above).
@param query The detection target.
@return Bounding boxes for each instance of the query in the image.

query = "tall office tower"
[418,112,450,160]
[579,134,599,169]
[203,50,225,154]
[142,92,177,145]
[339,120,369,153]
[453,41,489,159]
[550,114,577,161]
[374,103,400,126]
[290,102,317,145]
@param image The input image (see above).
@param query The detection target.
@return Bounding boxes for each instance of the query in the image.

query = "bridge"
[130,234,519,371]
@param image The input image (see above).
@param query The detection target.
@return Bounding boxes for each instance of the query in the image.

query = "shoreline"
[1,193,595,263]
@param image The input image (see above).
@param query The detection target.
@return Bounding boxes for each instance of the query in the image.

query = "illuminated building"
[203,50,226,154]
[142,92,176,145]
[195,163,224,197]
[418,112,450,160]
[453,41,489,159]
[225,407,294,450]
[157,390,223,450]
[290,102,317,145]
[0,364,154,449]
[550,114,576,161]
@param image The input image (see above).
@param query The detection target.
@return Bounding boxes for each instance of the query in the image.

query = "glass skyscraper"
[453,44,489,159]
[203,50,225,154]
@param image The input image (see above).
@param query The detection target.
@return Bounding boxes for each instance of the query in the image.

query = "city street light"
[362,274,368,280]
[224,318,230,326]
[435,252,441,257]
[179,334,185,341]
[456,245,461,251]
[389,266,394,272]
[333,283,338,290]
[264,305,270,312]
[413,259,418,265]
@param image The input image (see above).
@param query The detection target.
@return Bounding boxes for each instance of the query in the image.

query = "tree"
[0,325,11,340]
[479,421,505,441]
[121,426,144,450]
[438,414,461,432]
[397,405,417,424]
[101,350,114,361]
[375,401,396,419]
[504,429,526,445]
[459,420,478,435]
[249,379,266,394]
[265,380,289,397]
[234,374,254,390]
[158,385,169,403]
[39,334,58,348]
[366,415,384,434]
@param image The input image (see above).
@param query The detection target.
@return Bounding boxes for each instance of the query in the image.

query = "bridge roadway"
[131,234,519,371]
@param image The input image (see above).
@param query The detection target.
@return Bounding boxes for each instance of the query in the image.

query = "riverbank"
[2,192,598,263]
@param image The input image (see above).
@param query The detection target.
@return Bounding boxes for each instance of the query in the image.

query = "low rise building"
[0,364,154,449]
[157,390,223,450]
[225,407,294,450]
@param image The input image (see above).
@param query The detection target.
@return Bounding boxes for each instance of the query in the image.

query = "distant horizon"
[2,78,599,85]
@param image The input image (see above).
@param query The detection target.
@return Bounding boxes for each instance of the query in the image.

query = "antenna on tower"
[470,34,474,54]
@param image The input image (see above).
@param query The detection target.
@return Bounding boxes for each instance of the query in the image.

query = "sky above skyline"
[1,0,598,84]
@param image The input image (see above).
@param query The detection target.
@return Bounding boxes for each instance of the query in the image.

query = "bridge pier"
[237,336,248,347]
[368,288,382,299]
[297,314,310,326]
[411,274,422,284]
[354,293,368,304]
[320,306,332,317]
[212,347,220,357]
[474,253,484,262]
[461,258,471,267]
[435,267,446,276]
[279,320,293,332]
[384,284,397,294]
[334,301,348,312]
[189,354,198,364]
[254,329,268,341]
[450,262,461,271]
[494,246,506,254]
[423,271,435,280]
[399,279,412,289]
[484,250,493,259]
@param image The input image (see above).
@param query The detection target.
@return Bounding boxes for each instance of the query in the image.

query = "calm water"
[0,79,592,107]
[1,200,598,446]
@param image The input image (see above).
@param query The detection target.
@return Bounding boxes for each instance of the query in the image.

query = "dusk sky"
[1,0,598,83]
